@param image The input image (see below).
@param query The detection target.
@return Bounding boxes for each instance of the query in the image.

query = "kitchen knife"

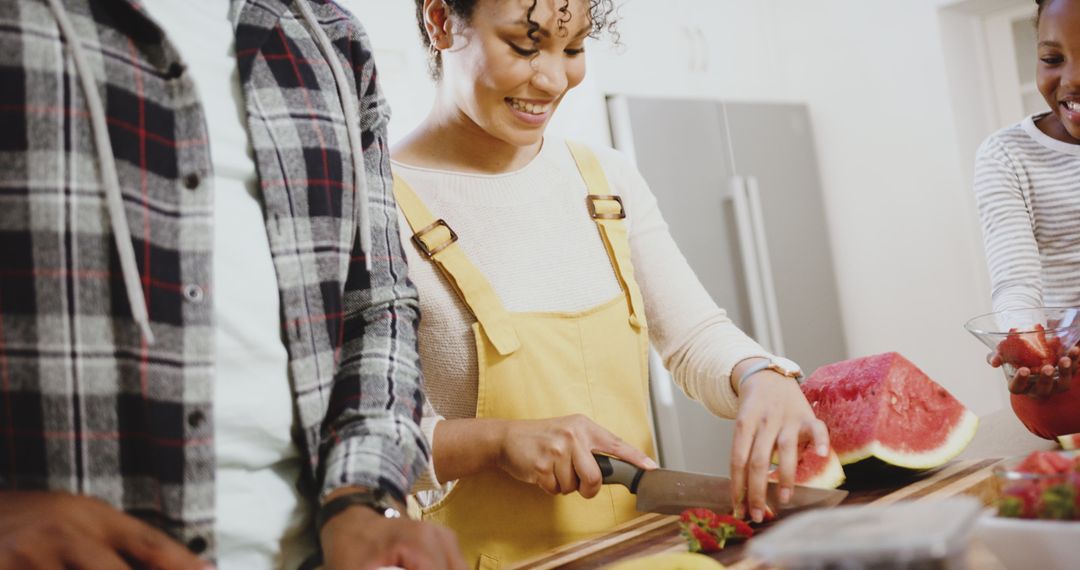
[594,454,847,515]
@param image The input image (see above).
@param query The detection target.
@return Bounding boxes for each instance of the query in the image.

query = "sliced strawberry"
[1017,450,1074,475]
[998,325,1056,370]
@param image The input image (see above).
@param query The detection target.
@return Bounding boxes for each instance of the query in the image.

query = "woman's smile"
[506,97,554,124]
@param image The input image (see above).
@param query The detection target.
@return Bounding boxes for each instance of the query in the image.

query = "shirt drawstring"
[294,0,373,271]
[45,0,155,344]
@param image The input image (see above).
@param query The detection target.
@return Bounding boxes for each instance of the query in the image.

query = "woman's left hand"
[729,371,829,523]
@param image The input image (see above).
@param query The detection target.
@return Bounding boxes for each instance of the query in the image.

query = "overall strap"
[566,141,647,329]
[392,173,521,355]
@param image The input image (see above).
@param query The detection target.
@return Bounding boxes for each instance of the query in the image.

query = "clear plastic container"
[747,497,984,570]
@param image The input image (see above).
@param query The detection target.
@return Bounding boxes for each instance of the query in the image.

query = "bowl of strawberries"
[992,450,1080,520]
[972,450,1080,569]
[965,307,1080,396]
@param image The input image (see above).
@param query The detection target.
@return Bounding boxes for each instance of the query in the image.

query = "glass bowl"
[991,450,1080,521]
[964,307,1080,394]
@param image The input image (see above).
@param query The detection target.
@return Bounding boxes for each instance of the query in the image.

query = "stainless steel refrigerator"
[607,96,847,476]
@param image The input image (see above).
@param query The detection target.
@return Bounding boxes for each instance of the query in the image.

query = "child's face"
[440,0,589,148]
[1037,0,1080,142]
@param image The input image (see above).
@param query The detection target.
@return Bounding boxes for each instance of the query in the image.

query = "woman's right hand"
[497,414,657,498]
[988,345,1080,396]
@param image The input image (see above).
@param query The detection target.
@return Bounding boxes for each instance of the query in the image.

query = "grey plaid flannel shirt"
[0,0,428,557]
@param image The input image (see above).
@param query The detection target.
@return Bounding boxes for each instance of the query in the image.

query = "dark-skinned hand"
[987,344,1080,397]
[319,497,465,570]
[0,491,212,570]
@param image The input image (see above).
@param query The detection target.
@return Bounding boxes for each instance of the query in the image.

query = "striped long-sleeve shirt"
[974,114,1080,313]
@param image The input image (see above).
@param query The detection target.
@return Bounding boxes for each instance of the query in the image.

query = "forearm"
[973,150,1044,313]
[431,418,508,483]
[661,320,772,419]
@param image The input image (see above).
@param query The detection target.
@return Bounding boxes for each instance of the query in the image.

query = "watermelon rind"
[837,409,979,470]
[1058,433,1080,450]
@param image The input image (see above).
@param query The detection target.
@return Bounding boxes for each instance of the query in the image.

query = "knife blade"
[594,454,847,515]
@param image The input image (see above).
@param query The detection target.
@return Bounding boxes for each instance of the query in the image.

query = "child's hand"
[988,345,1080,397]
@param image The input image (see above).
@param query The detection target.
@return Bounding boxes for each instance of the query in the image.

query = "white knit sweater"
[394,139,771,492]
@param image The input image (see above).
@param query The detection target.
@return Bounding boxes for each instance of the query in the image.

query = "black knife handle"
[593,454,646,494]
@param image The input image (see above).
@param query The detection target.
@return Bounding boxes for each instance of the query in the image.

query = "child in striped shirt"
[974,0,1080,438]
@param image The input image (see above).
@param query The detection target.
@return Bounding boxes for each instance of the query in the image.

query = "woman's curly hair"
[414,0,619,80]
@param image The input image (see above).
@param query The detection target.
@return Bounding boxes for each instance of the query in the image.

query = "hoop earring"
[429,36,441,58]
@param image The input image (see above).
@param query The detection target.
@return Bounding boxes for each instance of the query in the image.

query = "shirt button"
[183,284,204,303]
[182,173,200,190]
[187,410,205,428]
[186,536,208,554]
[165,61,186,79]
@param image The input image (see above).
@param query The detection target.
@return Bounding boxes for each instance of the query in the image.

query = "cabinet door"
[589,0,705,97]
[724,102,847,374]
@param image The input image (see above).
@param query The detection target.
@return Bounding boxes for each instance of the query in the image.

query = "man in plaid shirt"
[0,0,462,568]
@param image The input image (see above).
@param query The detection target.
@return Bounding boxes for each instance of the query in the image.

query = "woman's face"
[1037,0,1080,142]
[439,0,590,147]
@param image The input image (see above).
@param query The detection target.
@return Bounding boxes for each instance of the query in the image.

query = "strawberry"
[1017,451,1074,475]
[1000,483,1042,518]
[715,514,754,538]
[997,325,1057,370]
[688,524,721,552]
[679,507,754,553]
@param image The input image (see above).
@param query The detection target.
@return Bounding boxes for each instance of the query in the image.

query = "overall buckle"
[586,194,626,220]
[412,219,458,258]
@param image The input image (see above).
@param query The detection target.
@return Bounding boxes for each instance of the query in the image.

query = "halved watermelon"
[1058,433,1080,450]
[801,352,978,470]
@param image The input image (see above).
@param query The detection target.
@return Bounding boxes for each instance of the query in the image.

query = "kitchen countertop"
[509,409,1056,570]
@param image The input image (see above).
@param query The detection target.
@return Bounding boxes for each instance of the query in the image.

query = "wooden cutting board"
[509,457,1007,570]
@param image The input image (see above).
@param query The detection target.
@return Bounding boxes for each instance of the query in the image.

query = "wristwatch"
[737,356,803,388]
[317,489,403,532]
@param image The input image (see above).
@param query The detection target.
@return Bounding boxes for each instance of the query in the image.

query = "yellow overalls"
[393,141,656,569]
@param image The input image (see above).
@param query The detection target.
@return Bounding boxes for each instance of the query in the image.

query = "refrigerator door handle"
[745,176,786,356]
[729,176,775,353]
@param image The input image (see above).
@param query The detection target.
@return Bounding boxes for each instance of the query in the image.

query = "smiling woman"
[391,0,830,567]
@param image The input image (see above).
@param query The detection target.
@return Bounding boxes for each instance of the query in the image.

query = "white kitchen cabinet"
[590,0,786,101]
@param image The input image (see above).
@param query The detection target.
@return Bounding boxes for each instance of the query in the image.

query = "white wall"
[343,0,1007,416]
[770,0,1004,414]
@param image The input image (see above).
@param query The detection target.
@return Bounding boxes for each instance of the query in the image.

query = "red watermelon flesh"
[1058,433,1080,450]
[768,441,845,489]
[801,352,978,469]
[1011,381,1080,440]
